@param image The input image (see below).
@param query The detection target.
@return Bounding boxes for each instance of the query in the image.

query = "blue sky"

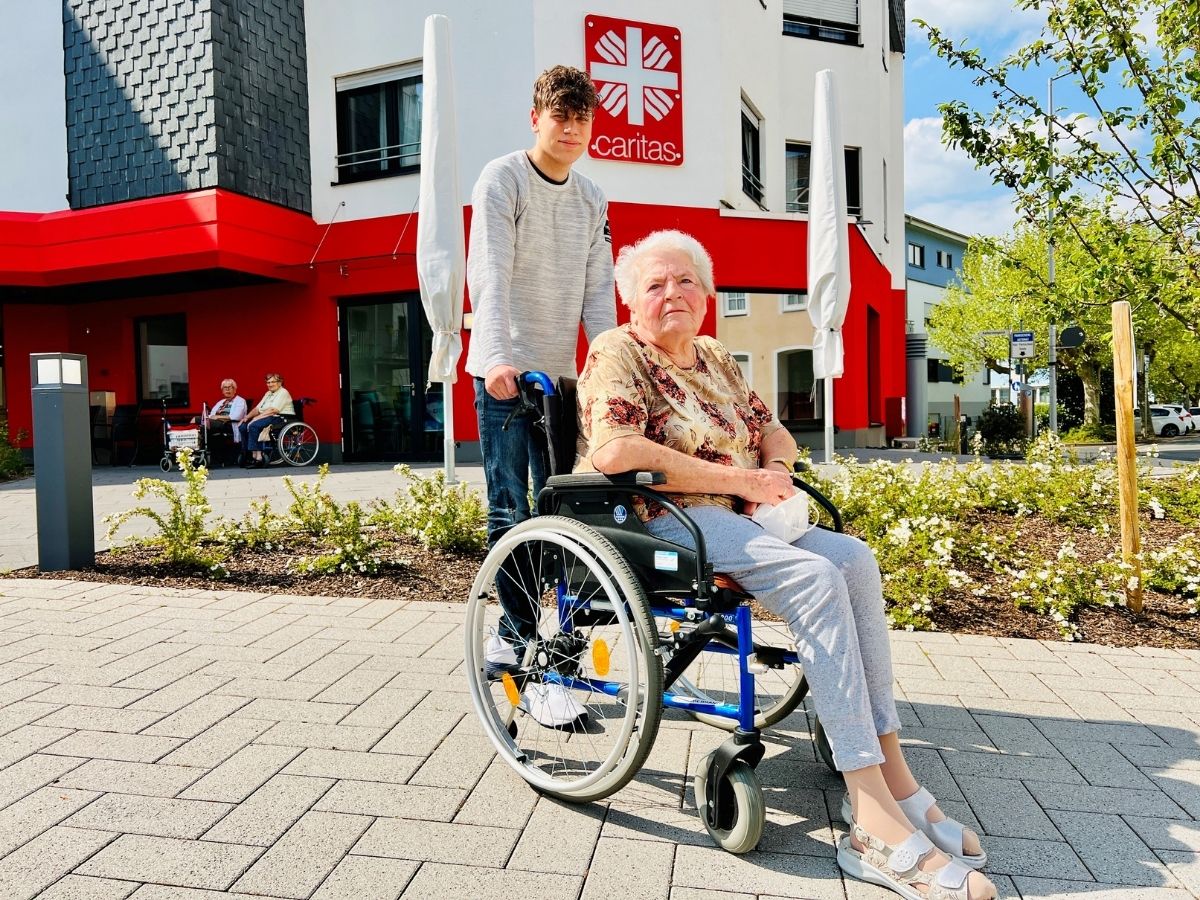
[903,0,1050,237]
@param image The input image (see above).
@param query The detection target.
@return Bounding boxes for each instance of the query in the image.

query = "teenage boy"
[465,65,615,727]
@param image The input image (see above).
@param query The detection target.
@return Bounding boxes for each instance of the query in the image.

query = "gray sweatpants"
[646,506,900,772]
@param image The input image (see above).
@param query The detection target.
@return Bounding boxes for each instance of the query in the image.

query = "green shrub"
[976,403,1027,456]
[292,500,381,575]
[283,464,339,536]
[0,418,26,481]
[1004,543,1132,640]
[1143,461,1200,526]
[1146,533,1200,611]
[210,497,284,551]
[1061,422,1116,444]
[375,464,487,552]
[105,449,226,574]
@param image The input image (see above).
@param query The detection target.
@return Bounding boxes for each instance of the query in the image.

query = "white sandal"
[837,821,978,900]
[841,788,987,869]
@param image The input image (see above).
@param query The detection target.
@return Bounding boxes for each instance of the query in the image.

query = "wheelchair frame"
[466,371,842,853]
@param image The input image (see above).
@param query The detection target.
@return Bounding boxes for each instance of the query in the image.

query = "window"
[335,63,423,183]
[136,314,188,407]
[785,143,862,216]
[741,100,764,205]
[780,292,808,312]
[721,291,749,316]
[731,352,752,384]
[782,0,859,44]
[936,250,954,269]
[777,348,822,422]
[927,359,963,384]
[907,242,925,268]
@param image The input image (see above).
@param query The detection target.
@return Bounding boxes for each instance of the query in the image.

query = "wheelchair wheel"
[667,616,808,731]
[159,457,172,473]
[465,516,663,804]
[694,753,765,854]
[814,714,837,773]
[278,422,319,466]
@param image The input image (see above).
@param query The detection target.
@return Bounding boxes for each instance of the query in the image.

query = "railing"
[742,166,765,204]
[336,139,420,173]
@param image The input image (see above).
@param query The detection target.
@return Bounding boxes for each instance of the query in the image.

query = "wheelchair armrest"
[544,471,666,489]
[791,473,843,533]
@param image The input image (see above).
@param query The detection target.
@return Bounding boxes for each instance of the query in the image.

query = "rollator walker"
[465,372,842,854]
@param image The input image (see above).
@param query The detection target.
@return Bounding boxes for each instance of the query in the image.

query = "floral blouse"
[575,324,782,521]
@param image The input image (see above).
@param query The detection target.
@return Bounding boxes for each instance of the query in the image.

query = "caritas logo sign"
[585,15,683,166]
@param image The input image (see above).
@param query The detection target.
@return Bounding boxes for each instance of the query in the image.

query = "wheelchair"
[255,397,321,467]
[465,372,842,854]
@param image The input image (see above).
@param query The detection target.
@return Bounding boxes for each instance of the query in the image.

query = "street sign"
[1011,381,1024,392]
[1059,326,1085,349]
[1010,331,1035,359]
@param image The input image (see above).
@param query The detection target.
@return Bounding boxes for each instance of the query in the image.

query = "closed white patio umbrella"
[417,14,465,482]
[806,69,852,464]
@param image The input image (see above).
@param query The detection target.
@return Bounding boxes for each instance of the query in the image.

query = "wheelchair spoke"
[465,517,663,802]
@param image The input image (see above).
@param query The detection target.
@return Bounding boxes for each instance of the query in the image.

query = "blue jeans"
[475,378,547,646]
[245,416,285,454]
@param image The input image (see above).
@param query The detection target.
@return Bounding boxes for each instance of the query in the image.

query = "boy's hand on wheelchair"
[485,365,521,401]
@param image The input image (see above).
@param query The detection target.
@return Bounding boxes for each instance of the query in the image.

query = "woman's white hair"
[613,230,715,308]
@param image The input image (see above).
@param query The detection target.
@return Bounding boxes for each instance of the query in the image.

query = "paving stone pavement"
[0,579,1197,899]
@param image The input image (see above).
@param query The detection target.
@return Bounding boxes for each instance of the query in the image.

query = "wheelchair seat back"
[529,376,709,602]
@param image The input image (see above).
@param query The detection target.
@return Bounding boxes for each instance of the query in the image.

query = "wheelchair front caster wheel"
[814,715,837,774]
[695,754,765,854]
[159,458,172,473]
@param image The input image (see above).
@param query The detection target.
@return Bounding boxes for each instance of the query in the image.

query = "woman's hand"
[737,467,796,516]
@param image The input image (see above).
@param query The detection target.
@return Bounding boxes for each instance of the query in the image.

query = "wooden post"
[1111,301,1144,614]
[952,394,962,454]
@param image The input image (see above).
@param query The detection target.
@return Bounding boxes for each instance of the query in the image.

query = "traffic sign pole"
[1049,324,1058,434]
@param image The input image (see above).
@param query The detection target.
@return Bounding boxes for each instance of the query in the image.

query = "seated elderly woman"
[575,230,995,900]
[239,373,295,468]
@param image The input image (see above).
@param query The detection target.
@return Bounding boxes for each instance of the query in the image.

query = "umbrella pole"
[443,380,456,484]
[822,378,834,464]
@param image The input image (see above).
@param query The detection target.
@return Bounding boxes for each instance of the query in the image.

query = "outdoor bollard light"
[30,352,95,571]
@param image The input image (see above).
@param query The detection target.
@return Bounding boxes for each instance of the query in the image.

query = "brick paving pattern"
[0,578,1196,898]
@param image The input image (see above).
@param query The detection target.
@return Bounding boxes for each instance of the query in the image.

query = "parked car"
[1161,404,1196,433]
[1135,407,1189,437]
[1191,407,1200,423]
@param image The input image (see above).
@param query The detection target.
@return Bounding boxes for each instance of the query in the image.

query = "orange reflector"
[669,620,680,633]
[501,672,520,706]
[592,639,611,676]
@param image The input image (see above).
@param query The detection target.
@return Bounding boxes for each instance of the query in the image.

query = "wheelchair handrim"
[465,524,643,796]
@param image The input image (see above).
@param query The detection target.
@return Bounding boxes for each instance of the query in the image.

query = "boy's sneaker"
[484,632,519,678]
[521,683,588,728]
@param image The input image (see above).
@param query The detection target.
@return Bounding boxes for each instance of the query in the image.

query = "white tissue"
[751,490,812,543]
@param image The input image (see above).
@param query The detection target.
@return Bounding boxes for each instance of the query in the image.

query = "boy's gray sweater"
[465,151,615,382]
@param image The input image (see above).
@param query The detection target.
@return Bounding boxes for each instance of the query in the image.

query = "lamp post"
[1047,73,1069,434]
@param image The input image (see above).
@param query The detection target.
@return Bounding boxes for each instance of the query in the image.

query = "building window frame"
[721,291,749,317]
[731,351,753,385]
[134,313,189,408]
[775,345,823,427]
[780,292,809,313]
[907,241,926,268]
[785,142,862,217]
[740,97,765,206]
[936,249,954,269]
[781,0,860,45]
[335,62,423,185]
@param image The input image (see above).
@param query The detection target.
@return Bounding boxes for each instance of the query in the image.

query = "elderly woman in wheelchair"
[464,230,994,900]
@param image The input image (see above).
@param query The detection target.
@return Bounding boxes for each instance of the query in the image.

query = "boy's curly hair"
[532,65,598,116]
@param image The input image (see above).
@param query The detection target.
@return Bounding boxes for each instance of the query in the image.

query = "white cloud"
[904,116,1018,238]
[907,0,1042,40]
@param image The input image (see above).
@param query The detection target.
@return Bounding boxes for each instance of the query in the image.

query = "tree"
[921,0,1200,336]
[928,212,1192,426]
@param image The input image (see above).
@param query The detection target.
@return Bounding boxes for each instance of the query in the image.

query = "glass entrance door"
[340,294,442,461]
